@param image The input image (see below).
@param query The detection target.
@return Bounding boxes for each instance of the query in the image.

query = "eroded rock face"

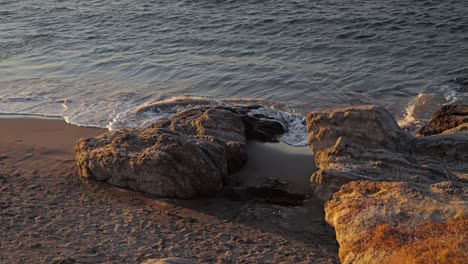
[153,107,248,173]
[75,106,288,199]
[75,128,232,198]
[75,107,250,198]
[325,181,467,264]
[305,105,454,201]
[417,104,468,136]
[306,104,468,263]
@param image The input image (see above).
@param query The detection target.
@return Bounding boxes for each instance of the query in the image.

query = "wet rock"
[223,179,306,206]
[325,181,467,264]
[417,104,468,136]
[141,258,197,264]
[452,77,468,92]
[242,115,286,142]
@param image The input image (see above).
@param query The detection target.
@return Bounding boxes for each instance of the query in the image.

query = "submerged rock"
[75,106,288,198]
[417,104,468,136]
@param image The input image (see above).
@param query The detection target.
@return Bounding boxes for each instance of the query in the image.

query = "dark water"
[0,0,467,144]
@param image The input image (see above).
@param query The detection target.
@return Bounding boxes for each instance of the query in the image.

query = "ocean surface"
[1,0,467,145]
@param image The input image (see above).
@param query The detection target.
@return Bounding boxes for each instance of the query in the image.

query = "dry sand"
[0,117,338,263]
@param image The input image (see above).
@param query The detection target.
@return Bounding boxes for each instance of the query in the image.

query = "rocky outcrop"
[306,105,454,201]
[75,106,287,199]
[306,104,468,263]
[325,181,467,264]
[417,104,468,136]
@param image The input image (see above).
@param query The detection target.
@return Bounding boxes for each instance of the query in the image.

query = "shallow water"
[0,0,467,144]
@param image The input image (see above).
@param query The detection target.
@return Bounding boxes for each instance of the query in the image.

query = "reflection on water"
[0,0,467,133]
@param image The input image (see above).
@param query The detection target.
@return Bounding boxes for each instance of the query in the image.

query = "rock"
[305,105,451,201]
[222,179,306,206]
[75,106,290,198]
[307,105,413,155]
[153,107,248,173]
[141,258,197,264]
[452,77,468,92]
[75,107,249,198]
[325,181,467,264]
[417,104,468,136]
[242,114,286,142]
[411,133,468,173]
[306,104,467,263]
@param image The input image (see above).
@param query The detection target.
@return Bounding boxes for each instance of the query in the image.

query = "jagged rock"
[222,179,306,206]
[417,104,468,136]
[141,258,196,264]
[75,107,249,198]
[153,107,248,173]
[305,105,450,201]
[75,106,290,198]
[306,104,468,263]
[411,133,468,173]
[325,181,467,264]
[307,105,413,155]
[75,128,231,198]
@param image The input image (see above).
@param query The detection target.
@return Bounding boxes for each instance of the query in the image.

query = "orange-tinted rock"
[325,181,467,264]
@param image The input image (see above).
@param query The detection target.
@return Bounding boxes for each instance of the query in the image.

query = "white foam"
[104,96,309,146]
[247,107,308,146]
[397,80,468,132]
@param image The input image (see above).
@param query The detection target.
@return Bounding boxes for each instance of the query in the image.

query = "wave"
[397,78,468,131]
[106,96,308,146]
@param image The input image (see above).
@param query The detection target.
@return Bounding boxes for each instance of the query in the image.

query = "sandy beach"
[0,117,338,263]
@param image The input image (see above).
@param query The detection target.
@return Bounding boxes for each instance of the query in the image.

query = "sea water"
[1,0,467,145]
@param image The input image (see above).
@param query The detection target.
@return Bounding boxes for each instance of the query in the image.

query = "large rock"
[417,104,468,136]
[306,104,468,263]
[75,107,250,198]
[325,181,467,264]
[153,107,248,173]
[75,128,232,198]
[305,105,453,201]
[75,106,288,198]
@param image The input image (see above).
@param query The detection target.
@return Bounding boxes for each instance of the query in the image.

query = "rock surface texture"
[417,104,468,136]
[306,104,467,263]
[75,106,286,198]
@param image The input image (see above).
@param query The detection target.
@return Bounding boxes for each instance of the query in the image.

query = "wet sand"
[0,117,338,263]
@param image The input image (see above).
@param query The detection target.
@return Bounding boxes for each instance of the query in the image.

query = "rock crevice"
[75,106,286,199]
[306,104,467,263]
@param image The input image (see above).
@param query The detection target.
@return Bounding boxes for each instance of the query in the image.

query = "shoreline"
[0,117,338,263]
